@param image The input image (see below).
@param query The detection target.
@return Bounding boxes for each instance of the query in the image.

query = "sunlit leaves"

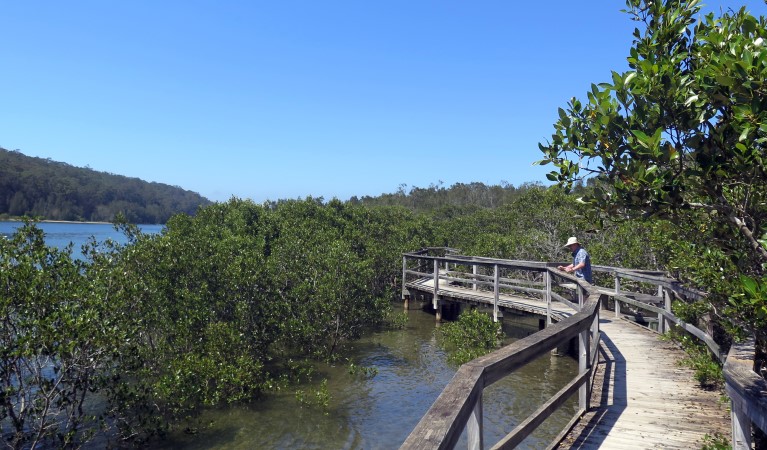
[538,0,767,339]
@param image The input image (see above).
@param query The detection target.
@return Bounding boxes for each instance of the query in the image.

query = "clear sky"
[2,1,765,203]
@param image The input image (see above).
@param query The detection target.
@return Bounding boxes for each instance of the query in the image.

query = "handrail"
[400,248,766,449]
[724,338,767,449]
[400,258,601,449]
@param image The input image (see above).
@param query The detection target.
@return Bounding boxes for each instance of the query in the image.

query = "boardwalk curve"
[400,249,765,449]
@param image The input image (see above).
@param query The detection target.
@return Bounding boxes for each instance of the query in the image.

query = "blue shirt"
[572,247,592,283]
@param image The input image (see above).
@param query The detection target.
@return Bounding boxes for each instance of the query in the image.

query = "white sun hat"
[564,236,580,248]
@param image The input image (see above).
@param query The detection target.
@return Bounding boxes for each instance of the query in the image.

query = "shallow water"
[156,306,578,449]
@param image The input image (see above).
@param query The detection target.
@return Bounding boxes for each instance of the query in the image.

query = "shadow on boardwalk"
[556,317,730,450]
[560,326,627,448]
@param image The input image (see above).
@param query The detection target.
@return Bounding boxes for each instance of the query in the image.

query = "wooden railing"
[594,265,767,449]
[400,249,767,449]
[725,338,767,449]
[401,251,601,449]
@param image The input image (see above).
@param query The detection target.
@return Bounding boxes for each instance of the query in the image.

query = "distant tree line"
[350,180,551,214]
[0,148,211,223]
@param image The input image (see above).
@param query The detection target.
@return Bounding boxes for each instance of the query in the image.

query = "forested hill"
[0,147,212,224]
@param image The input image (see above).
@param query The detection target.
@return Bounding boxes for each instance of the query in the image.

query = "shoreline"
[1,219,165,226]
[39,220,112,225]
[1,218,113,225]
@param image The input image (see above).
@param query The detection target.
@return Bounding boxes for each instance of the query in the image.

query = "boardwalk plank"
[558,317,730,449]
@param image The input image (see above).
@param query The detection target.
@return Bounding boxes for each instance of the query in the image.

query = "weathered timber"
[470,299,599,386]
[491,369,590,450]
[404,278,575,321]
[560,318,730,450]
[724,337,767,450]
[549,291,580,313]
[611,292,722,360]
[400,263,601,449]
[399,364,485,450]
[402,249,752,450]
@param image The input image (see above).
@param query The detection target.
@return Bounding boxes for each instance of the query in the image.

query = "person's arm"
[569,261,585,272]
[560,250,585,273]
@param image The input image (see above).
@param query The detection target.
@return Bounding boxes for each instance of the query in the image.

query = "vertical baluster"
[467,394,483,450]
[579,287,589,412]
[614,274,621,318]
[545,270,552,327]
[729,389,752,450]
[433,259,439,310]
[657,285,664,333]
[493,264,500,322]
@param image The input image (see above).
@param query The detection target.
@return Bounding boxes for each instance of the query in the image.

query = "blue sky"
[2,1,765,203]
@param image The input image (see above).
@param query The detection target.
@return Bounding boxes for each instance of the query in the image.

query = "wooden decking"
[405,277,576,321]
[405,271,732,449]
[559,317,730,449]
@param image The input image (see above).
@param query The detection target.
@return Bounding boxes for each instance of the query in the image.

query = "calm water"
[155,307,577,450]
[1,221,578,449]
[0,221,164,258]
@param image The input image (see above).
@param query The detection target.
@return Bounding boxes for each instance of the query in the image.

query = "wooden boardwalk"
[405,277,576,321]
[406,278,731,449]
[559,317,730,449]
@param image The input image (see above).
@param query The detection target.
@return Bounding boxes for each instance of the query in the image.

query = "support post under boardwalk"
[467,394,483,450]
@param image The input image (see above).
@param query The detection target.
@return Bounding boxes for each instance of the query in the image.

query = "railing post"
[493,264,500,322]
[545,270,552,327]
[579,287,589,412]
[467,393,484,450]
[657,285,664,333]
[663,289,672,333]
[729,386,753,450]
[472,263,478,291]
[433,259,439,310]
[592,304,600,354]
[614,274,621,319]
[577,284,584,311]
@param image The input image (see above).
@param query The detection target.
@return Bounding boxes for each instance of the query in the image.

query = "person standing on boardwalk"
[558,237,592,283]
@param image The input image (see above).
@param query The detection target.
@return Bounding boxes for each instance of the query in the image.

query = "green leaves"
[0,222,118,448]
[539,0,767,340]
[436,309,501,365]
